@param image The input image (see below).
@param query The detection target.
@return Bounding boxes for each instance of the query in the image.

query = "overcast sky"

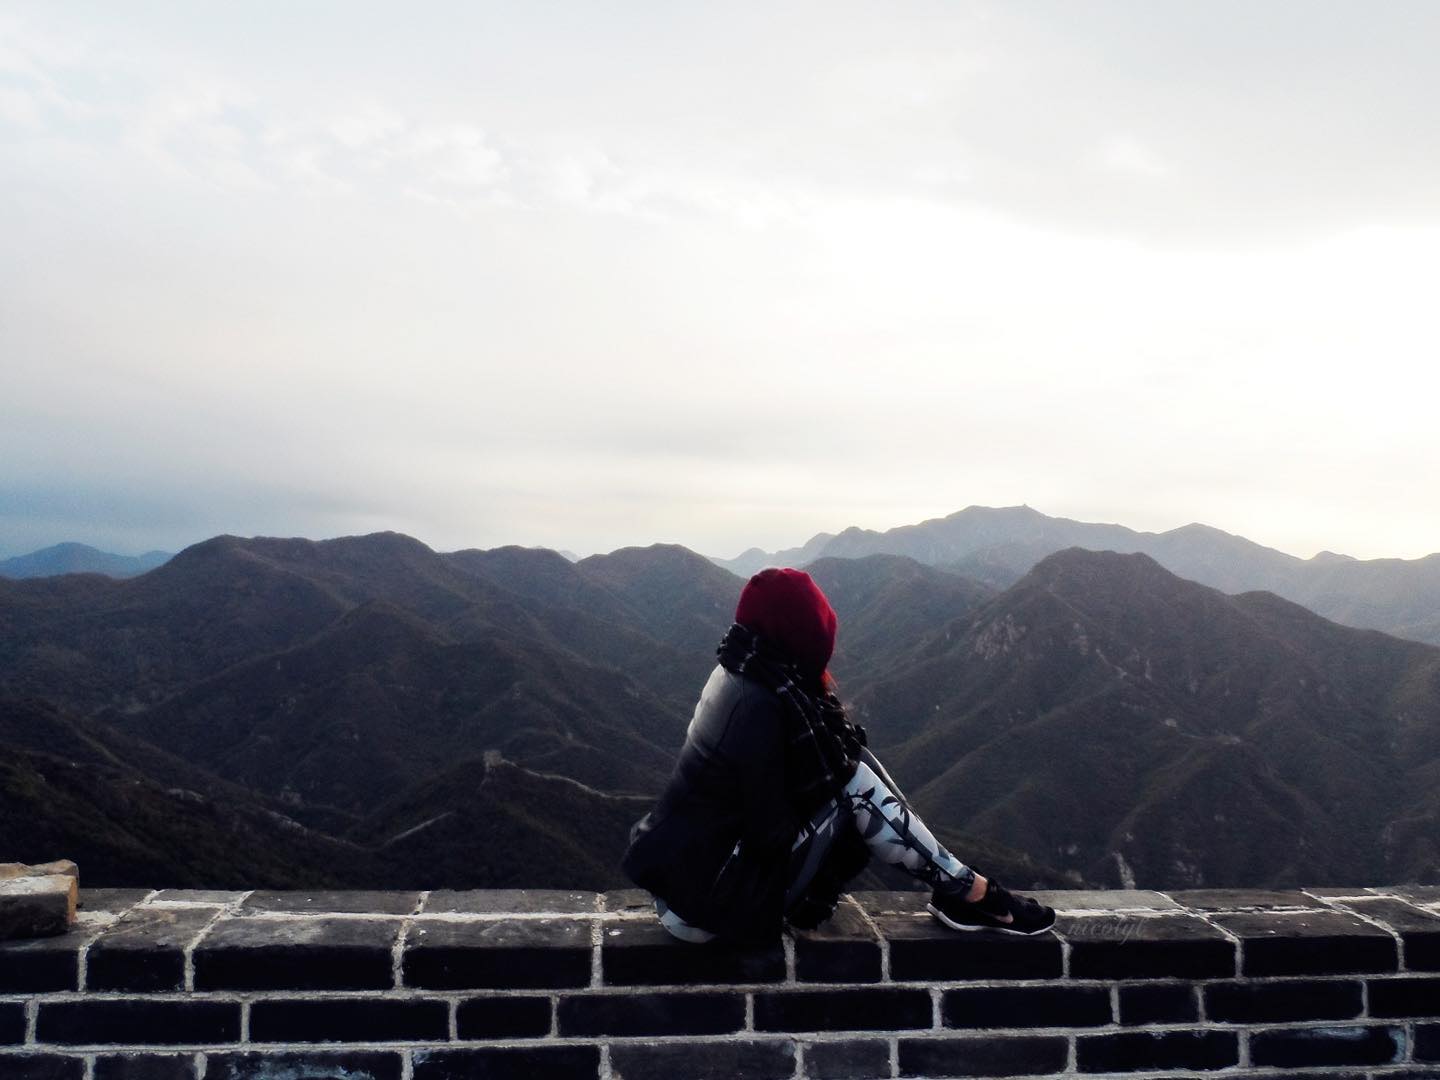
[4,1,1440,561]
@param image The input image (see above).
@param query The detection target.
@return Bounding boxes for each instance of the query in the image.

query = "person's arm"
[719,678,800,856]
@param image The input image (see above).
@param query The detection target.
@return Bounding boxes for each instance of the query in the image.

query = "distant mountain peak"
[0,543,172,580]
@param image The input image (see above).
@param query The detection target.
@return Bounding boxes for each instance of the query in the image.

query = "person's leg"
[843,753,977,898]
[845,749,1054,934]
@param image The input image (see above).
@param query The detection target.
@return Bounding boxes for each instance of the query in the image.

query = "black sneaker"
[927,878,1056,935]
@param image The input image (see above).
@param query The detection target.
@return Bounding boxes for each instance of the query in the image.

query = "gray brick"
[1210,910,1397,976]
[205,1051,402,1080]
[1342,898,1440,970]
[878,915,1062,981]
[803,1039,891,1080]
[1205,979,1363,1022]
[944,985,1111,1028]
[94,1054,198,1080]
[1368,976,1440,1018]
[899,1035,1068,1077]
[413,1045,599,1079]
[558,991,744,1036]
[37,1000,240,1046]
[1166,889,1324,910]
[87,907,218,992]
[1118,982,1197,1025]
[194,916,398,990]
[0,922,96,991]
[1076,1030,1238,1072]
[609,1039,793,1080]
[455,996,552,1039]
[76,889,151,913]
[754,988,931,1032]
[1249,1024,1405,1067]
[422,889,596,914]
[241,891,420,914]
[405,917,590,989]
[793,900,881,983]
[249,998,449,1042]
[600,921,784,985]
[0,1055,86,1080]
[1061,914,1234,979]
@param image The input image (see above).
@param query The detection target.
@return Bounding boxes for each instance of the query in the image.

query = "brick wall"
[3,885,1439,1079]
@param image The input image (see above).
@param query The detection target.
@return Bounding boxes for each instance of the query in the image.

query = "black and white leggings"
[657,748,976,942]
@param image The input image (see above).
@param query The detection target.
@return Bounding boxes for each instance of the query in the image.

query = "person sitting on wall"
[622,567,1057,943]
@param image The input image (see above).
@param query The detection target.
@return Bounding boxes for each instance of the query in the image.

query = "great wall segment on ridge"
[2,885,1440,1079]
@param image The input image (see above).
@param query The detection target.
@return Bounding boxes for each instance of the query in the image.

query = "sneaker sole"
[926,902,1055,936]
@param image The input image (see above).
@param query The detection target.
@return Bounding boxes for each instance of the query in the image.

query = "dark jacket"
[621,665,800,942]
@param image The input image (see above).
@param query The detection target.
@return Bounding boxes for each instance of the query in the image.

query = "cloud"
[1090,135,1171,178]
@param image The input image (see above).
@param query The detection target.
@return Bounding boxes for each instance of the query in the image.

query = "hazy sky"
[4,1,1440,561]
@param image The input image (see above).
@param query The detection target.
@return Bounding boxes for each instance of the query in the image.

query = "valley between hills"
[2,507,1438,891]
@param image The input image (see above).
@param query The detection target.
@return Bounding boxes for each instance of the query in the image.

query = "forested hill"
[1,532,1437,890]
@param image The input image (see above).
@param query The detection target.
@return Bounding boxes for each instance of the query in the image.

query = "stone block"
[149,890,247,904]
[1417,1022,1440,1061]
[194,916,398,990]
[754,988,931,1032]
[422,889,597,914]
[599,888,654,914]
[898,1034,1068,1077]
[1249,1024,1405,1067]
[1340,898,1440,970]
[878,915,1062,981]
[850,890,930,916]
[1392,885,1440,905]
[1166,888,1324,910]
[1076,1030,1238,1072]
[1118,982,1197,1025]
[206,1051,403,1080]
[1031,889,1180,911]
[802,1039,891,1080]
[37,1000,240,1046]
[93,1054,198,1080]
[1204,979,1363,1022]
[77,889,150,913]
[793,900,882,983]
[943,985,1112,1028]
[1209,910,1398,976]
[608,1039,794,1080]
[0,920,97,990]
[241,890,420,915]
[1368,976,1440,1018]
[87,906,219,991]
[558,990,744,1037]
[0,860,77,880]
[405,917,590,989]
[455,996,553,1039]
[1,1001,24,1043]
[1060,914,1234,979]
[412,1045,600,1080]
[0,1055,85,1079]
[0,874,76,940]
[250,998,450,1043]
[599,920,784,985]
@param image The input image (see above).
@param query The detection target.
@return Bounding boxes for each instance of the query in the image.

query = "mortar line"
[185,890,253,992]
[849,899,891,983]
[590,918,604,988]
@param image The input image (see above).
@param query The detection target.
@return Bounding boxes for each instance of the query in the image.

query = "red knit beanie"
[734,567,838,679]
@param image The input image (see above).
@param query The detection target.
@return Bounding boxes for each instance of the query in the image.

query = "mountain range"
[1,514,1437,891]
[719,505,1440,646]
[0,543,171,580]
